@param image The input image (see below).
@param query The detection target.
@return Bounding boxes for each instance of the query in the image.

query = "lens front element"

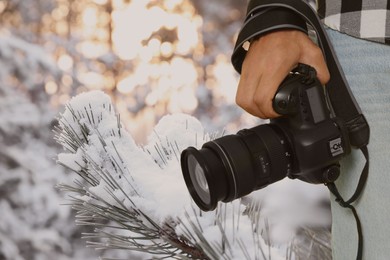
[181,147,227,211]
[187,154,211,205]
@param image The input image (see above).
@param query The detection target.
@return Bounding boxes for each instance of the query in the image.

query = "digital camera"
[180,66,351,211]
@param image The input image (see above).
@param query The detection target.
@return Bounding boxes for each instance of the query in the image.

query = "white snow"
[56,90,331,259]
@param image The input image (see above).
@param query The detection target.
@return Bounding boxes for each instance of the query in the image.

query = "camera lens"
[181,124,292,211]
[181,146,229,210]
[187,154,210,204]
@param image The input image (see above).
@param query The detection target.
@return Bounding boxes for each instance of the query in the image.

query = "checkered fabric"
[316,0,390,44]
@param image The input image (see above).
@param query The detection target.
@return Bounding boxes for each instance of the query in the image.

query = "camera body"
[180,68,352,211]
[270,72,350,183]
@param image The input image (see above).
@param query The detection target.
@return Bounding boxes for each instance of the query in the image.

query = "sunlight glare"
[61,75,73,87]
[164,0,183,11]
[117,76,138,94]
[163,14,180,30]
[112,1,161,60]
[169,87,198,113]
[111,0,202,60]
[176,16,201,54]
[77,41,109,58]
[52,5,69,20]
[82,7,98,27]
[118,62,150,94]
[93,0,108,5]
[160,42,173,57]
[79,72,105,89]
[45,81,58,95]
[210,55,239,103]
[0,2,6,13]
[58,54,74,71]
[139,46,153,62]
[148,38,162,57]
[170,57,198,88]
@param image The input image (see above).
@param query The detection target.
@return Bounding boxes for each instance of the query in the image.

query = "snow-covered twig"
[55,90,331,260]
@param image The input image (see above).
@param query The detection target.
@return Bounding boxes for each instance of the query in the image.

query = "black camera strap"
[325,146,369,260]
[231,1,370,259]
[232,0,370,148]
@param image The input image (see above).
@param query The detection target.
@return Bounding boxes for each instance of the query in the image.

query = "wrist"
[232,1,308,73]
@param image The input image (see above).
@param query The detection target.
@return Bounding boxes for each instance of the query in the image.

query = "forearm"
[233,0,309,73]
[233,0,329,119]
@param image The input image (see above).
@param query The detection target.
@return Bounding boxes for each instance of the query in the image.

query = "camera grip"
[272,75,299,116]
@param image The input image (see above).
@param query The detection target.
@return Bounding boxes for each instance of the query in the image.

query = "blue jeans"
[326,28,390,260]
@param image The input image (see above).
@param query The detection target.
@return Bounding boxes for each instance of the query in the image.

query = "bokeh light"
[0,0,247,141]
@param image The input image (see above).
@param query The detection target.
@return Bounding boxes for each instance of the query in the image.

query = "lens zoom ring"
[252,125,290,182]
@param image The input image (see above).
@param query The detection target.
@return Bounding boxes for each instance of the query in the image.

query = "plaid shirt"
[316,0,390,44]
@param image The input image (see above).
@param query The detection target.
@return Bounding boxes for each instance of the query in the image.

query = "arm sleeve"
[232,0,309,73]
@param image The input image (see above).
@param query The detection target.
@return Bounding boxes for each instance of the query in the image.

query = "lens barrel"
[181,124,292,211]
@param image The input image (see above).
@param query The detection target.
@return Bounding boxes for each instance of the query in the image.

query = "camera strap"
[325,146,369,260]
[231,1,370,259]
[232,0,370,148]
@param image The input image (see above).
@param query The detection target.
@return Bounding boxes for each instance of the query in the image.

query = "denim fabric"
[326,28,390,260]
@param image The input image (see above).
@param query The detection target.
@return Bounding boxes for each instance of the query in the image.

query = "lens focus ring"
[241,125,291,185]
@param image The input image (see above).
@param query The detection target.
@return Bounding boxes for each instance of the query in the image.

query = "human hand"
[236,30,330,119]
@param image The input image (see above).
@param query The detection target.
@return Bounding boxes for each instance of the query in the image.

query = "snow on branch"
[54,90,315,259]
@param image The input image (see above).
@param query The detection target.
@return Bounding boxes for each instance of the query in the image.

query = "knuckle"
[235,97,243,108]
[252,95,270,117]
[262,108,275,119]
[257,114,268,120]
[235,94,250,109]
[236,93,277,119]
[252,93,265,106]
[253,95,279,119]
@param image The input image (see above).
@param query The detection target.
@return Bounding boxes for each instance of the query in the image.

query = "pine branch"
[54,91,332,260]
[55,91,208,259]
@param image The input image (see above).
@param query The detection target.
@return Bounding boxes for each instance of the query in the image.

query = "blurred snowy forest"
[0,0,331,259]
